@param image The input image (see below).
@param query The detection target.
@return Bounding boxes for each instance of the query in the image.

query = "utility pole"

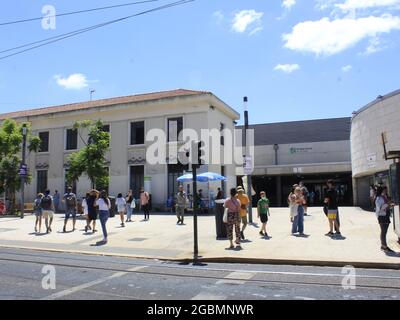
[243,97,253,223]
[20,124,27,219]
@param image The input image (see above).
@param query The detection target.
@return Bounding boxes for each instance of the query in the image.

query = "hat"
[236,186,244,192]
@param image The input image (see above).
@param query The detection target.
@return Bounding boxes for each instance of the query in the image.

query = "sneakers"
[259,230,264,236]
[84,226,88,233]
[325,231,334,236]
[381,246,395,253]
[121,223,125,227]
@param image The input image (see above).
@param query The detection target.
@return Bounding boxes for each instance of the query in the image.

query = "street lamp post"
[243,97,253,223]
[20,124,27,219]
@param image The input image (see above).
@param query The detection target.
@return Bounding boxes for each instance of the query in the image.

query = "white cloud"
[282,14,400,56]
[364,36,384,54]
[54,73,89,90]
[274,63,300,73]
[232,10,264,34]
[341,64,352,72]
[283,0,296,9]
[249,26,264,36]
[336,0,400,11]
[213,11,224,24]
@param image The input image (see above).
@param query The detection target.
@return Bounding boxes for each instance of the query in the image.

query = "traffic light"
[197,141,205,167]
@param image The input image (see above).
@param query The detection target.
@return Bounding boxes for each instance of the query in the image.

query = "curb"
[1,244,399,270]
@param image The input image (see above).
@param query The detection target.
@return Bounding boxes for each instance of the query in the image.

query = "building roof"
[353,88,400,119]
[237,117,351,145]
[0,89,213,120]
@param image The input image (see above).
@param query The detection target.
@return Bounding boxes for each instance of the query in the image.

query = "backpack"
[41,195,52,210]
[65,193,76,208]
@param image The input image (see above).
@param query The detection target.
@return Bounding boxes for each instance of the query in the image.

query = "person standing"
[257,191,270,237]
[224,188,241,249]
[291,187,305,235]
[116,193,126,227]
[82,193,91,233]
[33,193,43,234]
[370,185,377,211]
[86,189,98,233]
[63,187,77,233]
[40,189,54,234]
[140,187,150,220]
[324,179,341,236]
[299,182,309,216]
[96,190,111,244]
[216,188,224,200]
[236,186,250,240]
[53,190,60,213]
[125,189,134,222]
[375,186,395,253]
[175,185,188,224]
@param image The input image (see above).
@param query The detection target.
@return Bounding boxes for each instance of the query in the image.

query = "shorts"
[260,214,268,223]
[34,210,42,217]
[65,208,77,219]
[241,215,248,225]
[327,210,337,220]
[42,210,54,219]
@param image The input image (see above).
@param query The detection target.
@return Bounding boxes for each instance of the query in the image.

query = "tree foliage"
[0,119,41,212]
[66,120,110,189]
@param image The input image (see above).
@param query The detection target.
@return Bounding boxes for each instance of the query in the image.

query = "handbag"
[223,208,228,223]
[130,199,136,209]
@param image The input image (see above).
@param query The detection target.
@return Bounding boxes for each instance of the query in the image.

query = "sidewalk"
[0,207,399,269]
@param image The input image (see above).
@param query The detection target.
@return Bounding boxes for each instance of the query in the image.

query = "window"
[220,123,225,146]
[129,165,144,198]
[168,164,184,197]
[66,128,78,150]
[39,132,49,152]
[168,117,183,142]
[130,121,145,145]
[64,169,77,194]
[36,170,48,194]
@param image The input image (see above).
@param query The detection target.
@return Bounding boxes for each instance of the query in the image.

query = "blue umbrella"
[176,172,226,183]
[197,172,227,182]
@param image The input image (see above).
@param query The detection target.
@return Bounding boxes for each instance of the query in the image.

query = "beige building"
[351,89,400,207]
[0,89,240,209]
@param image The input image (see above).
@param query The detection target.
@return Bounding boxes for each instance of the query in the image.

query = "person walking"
[140,187,150,220]
[116,193,126,227]
[41,189,54,234]
[175,185,188,224]
[53,190,60,213]
[324,179,341,236]
[236,186,250,240]
[96,190,111,244]
[375,186,395,253]
[216,188,224,200]
[257,191,270,237]
[86,189,98,233]
[33,193,43,233]
[224,188,242,249]
[125,189,134,222]
[62,187,77,233]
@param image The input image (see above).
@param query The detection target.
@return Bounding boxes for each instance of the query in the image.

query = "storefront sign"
[290,147,312,154]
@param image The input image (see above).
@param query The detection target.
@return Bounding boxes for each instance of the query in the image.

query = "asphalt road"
[0,247,399,300]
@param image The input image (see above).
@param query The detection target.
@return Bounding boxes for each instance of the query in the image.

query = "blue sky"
[0,0,399,125]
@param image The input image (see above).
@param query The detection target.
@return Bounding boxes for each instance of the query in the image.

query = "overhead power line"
[0,0,195,61]
[0,0,165,26]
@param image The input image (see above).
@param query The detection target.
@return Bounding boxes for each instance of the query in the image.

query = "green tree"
[0,119,41,213]
[66,120,110,190]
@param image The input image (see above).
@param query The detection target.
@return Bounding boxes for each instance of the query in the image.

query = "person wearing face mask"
[257,191,270,237]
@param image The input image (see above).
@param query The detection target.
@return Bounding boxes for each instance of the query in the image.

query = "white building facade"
[0,89,240,209]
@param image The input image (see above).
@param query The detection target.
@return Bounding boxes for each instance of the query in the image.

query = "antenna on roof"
[90,89,96,101]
